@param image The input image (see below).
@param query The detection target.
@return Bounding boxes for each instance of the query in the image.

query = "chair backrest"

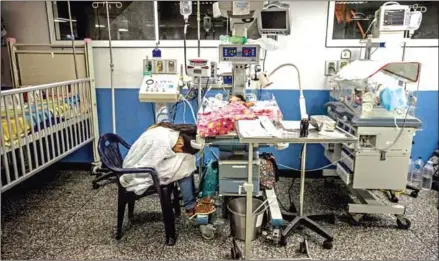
[98,133,131,172]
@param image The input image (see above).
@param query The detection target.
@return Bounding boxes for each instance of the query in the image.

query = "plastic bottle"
[179,1,193,17]
[407,157,414,182]
[412,157,424,188]
[421,160,434,190]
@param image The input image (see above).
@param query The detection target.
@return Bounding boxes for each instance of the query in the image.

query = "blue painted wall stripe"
[63,89,438,169]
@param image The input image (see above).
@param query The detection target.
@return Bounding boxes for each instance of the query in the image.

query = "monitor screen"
[261,10,287,29]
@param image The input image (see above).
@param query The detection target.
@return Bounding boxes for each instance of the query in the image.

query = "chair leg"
[172,183,181,218]
[116,186,127,240]
[128,200,135,220]
[159,185,177,246]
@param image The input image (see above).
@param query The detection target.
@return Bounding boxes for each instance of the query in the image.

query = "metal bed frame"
[1,38,99,193]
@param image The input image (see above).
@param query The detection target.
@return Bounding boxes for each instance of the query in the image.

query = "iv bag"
[180,1,192,17]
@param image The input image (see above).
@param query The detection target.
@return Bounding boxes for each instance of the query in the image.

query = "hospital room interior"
[1,0,438,260]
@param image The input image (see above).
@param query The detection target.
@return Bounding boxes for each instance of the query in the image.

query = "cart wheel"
[279,235,287,247]
[92,182,99,190]
[410,190,419,198]
[396,216,411,230]
[299,240,308,254]
[390,194,399,203]
[324,178,334,188]
[329,214,336,225]
[231,248,236,259]
[349,214,363,226]
[91,165,99,175]
[323,240,333,249]
[201,230,215,240]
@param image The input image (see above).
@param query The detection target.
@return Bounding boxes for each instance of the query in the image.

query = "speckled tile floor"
[1,170,438,260]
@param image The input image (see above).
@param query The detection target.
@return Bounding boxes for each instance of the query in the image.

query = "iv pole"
[92,1,122,134]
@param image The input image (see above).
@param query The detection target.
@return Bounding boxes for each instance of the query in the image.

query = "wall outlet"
[325,60,339,76]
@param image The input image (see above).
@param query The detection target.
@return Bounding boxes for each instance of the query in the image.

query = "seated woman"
[119,122,215,217]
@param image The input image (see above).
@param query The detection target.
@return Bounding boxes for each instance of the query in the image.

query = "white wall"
[2,1,438,91]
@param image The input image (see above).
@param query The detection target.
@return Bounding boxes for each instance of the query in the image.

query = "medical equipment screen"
[261,11,287,29]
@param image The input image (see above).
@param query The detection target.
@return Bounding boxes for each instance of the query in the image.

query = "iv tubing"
[197,0,200,57]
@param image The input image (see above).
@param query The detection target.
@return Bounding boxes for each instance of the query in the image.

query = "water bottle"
[412,157,424,188]
[407,157,414,182]
[421,160,434,190]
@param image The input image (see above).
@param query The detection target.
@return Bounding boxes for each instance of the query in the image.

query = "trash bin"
[227,197,266,241]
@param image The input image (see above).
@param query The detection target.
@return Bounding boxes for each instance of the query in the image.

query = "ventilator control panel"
[138,75,180,103]
[219,44,260,64]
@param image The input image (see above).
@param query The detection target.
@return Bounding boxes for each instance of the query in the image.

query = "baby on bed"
[119,122,214,217]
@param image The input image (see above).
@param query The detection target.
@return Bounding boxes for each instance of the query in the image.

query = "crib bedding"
[1,95,86,147]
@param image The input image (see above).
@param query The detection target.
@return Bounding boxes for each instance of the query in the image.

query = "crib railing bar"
[79,82,85,144]
[12,95,26,176]
[15,50,86,55]
[14,43,87,48]
[33,90,46,166]
[1,137,94,193]
[86,81,92,140]
[73,83,81,145]
[53,87,62,156]
[62,85,72,151]
[27,92,39,168]
[1,79,91,96]
[0,99,12,185]
[57,86,66,155]
[4,96,19,180]
[19,93,33,173]
[68,84,78,148]
[38,90,51,162]
[46,88,56,159]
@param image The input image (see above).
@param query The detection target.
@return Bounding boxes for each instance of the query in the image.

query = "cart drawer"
[219,179,260,195]
[341,150,354,172]
[336,163,352,185]
[219,160,260,180]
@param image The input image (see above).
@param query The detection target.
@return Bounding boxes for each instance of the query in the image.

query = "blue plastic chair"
[97,133,181,246]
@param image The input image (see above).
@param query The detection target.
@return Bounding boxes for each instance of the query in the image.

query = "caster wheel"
[396,217,411,230]
[323,240,333,249]
[201,231,215,240]
[329,214,336,225]
[390,195,399,203]
[410,190,419,198]
[115,234,122,240]
[324,178,334,188]
[92,182,99,189]
[299,240,308,254]
[349,214,363,226]
[279,235,287,247]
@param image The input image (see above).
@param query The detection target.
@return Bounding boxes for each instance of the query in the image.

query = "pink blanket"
[197,102,282,137]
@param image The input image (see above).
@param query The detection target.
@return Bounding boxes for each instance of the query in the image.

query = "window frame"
[46,1,221,48]
[325,1,438,48]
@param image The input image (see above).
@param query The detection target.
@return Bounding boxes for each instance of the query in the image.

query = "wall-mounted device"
[143,58,178,75]
[187,58,210,77]
[373,4,410,38]
[138,75,180,103]
[258,2,290,36]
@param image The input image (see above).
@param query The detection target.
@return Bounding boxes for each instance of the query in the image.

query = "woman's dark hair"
[155,122,199,154]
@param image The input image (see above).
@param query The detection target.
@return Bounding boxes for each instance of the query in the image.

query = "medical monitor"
[258,5,290,35]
